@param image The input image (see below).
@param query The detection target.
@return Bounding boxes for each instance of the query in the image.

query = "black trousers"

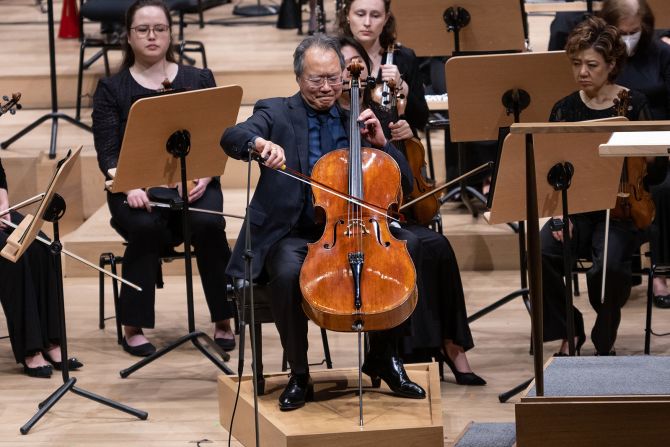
[0,211,61,364]
[107,181,233,328]
[264,225,421,375]
[541,212,636,354]
[401,223,474,354]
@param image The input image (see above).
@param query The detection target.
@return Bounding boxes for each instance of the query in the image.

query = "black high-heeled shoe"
[43,351,83,371]
[441,350,486,386]
[553,334,586,357]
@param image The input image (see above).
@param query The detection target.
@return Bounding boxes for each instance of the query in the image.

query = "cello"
[299,58,418,333]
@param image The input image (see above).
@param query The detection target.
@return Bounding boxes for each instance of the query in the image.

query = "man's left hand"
[358,109,387,148]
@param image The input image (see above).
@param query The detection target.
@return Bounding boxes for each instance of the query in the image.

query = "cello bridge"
[344,219,369,237]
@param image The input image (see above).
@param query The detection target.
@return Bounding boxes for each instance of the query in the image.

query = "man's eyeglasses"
[130,24,170,38]
[304,75,343,88]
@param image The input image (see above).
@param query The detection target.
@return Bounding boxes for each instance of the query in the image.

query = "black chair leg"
[110,255,122,346]
[99,254,108,329]
[251,323,265,395]
[645,266,654,354]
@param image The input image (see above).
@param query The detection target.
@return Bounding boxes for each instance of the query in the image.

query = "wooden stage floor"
[0,271,668,446]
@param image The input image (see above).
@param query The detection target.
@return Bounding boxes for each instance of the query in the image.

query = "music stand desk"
[107,85,243,379]
[600,131,670,157]
[393,0,525,57]
[446,51,575,143]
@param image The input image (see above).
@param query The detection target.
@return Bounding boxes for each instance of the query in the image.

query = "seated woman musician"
[91,0,235,357]
[338,35,485,386]
[541,16,667,356]
[0,158,83,378]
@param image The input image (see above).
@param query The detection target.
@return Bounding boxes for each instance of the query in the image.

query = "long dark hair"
[121,0,176,69]
[337,0,397,51]
[338,35,372,107]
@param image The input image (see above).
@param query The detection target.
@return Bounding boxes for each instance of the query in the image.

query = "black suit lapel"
[288,93,310,174]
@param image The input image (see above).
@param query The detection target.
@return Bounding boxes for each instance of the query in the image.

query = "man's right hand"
[550,215,573,243]
[255,137,286,169]
[126,188,151,212]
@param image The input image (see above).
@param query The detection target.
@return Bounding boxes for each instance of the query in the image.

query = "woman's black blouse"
[92,65,216,178]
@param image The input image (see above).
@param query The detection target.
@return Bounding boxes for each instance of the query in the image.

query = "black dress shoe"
[214,336,236,352]
[43,351,83,371]
[441,350,486,386]
[22,363,53,378]
[278,373,313,411]
[362,355,426,399]
[653,294,670,308]
[122,337,156,357]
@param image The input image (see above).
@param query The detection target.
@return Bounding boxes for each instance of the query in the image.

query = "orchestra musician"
[220,34,426,411]
[338,35,485,386]
[599,0,670,308]
[541,16,667,356]
[91,0,236,357]
[0,159,83,378]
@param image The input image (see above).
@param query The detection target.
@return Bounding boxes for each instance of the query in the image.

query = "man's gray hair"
[293,34,345,77]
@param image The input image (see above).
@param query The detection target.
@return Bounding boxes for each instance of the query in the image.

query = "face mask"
[622,31,642,56]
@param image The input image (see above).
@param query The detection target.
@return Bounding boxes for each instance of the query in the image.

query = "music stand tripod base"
[7,149,147,434]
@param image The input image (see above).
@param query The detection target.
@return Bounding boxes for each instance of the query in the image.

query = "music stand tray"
[106,85,243,379]
[1,147,147,434]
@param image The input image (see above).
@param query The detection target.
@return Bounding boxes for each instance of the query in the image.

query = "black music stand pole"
[120,131,234,378]
[1,0,91,159]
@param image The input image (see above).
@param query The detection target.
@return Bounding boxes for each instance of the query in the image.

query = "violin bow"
[400,162,493,210]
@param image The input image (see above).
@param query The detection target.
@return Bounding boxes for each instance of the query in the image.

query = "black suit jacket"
[220,92,414,279]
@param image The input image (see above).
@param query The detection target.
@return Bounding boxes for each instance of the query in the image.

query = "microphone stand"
[230,142,261,446]
[233,0,279,17]
[1,0,91,159]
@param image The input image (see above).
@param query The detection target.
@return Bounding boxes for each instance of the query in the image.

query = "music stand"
[499,119,669,397]
[393,0,525,56]
[0,0,91,159]
[445,51,574,316]
[1,146,147,434]
[107,85,242,378]
[394,0,526,216]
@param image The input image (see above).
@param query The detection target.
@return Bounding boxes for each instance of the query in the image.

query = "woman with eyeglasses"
[92,0,235,357]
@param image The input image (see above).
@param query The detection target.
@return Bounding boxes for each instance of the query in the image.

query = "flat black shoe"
[653,294,670,308]
[441,350,486,386]
[22,363,52,378]
[362,355,426,399]
[43,351,83,371]
[278,373,313,411]
[122,337,156,357]
[214,336,236,352]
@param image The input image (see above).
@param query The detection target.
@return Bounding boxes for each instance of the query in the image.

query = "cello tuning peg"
[16,104,22,110]
[2,96,8,101]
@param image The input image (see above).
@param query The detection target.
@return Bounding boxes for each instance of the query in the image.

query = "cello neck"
[348,61,364,201]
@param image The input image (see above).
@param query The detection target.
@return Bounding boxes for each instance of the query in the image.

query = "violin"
[299,58,418,332]
[0,93,21,117]
[610,89,655,229]
[371,46,440,225]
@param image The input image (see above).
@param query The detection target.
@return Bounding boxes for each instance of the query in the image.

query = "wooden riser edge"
[0,69,297,110]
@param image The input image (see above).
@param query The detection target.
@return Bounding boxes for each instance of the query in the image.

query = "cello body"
[299,59,418,333]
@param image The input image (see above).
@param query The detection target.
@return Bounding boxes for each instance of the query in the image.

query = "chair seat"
[80,0,134,22]
[171,0,230,14]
